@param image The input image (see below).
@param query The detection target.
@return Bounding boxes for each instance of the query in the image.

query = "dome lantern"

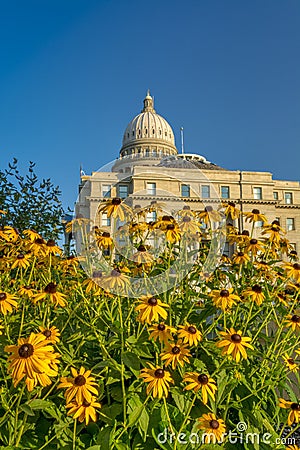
[142,90,156,113]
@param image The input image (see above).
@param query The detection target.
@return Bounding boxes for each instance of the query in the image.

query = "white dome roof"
[122,91,175,146]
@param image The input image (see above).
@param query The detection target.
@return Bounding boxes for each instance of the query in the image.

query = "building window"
[102,184,111,198]
[118,185,128,199]
[147,183,156,195]
[201,185,210,198]
[253,187,262,200]
[273,191,279,200]
[146,211,157,222]
[221,186,230,199]
[223,242,230,256]
[101,213,111,227]
[286,218,295,231]
[285,192,293,204]
[181,184,190,197]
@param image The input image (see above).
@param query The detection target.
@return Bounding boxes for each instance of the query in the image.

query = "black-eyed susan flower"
[284,262,300,283]
[283,354,298,372]
[11,253,31,269]
[58,366,99,404]
[23,229,42,242]
[83,271,103,294]
[210,288,240,311]
[246,238,265,256]
[132,245,154,264]
[197,413,226,443]
[38,325,60,344]
[33,282,67,307]
[286,445,300,450]
[140,363,174,398]
[154,215,176,231]
[0,226,19,243]
[160,340,191,369]
[44,239,62,256]
[135,296,169,324]
[66,397,101,425]
[284,314,300,332]
[95,231,113,249]
[262,221,285,245]
[216,328,254,362]
[244,209,267,224]
[148,323,176,345]
[101,269,129,292]
[29,237,46,256]
[232,252,250,265]
[165,223,181,243]
[5,332,59,390]
[98,197,132,221]
[222,202,240,220]
[19,285,35,299]
[177,324,202,346]
[178,216,201,234]
[198,206,222,225]
[243,284,265,306]
[0,291,18,315]
[183,372,217,404]
[279,398,300,426]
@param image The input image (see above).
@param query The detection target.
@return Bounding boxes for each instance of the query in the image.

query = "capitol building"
[77,91,300,251]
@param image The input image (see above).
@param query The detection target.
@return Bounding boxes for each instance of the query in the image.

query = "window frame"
[147,182,156,196]
[181,184,190,198]
[221,186,230,199]
[201,185,210,199]
[253,187,262,200]
[285,192,293,205]
[118,184,128,199]
[102,184,111,198]
[286,218,295,231]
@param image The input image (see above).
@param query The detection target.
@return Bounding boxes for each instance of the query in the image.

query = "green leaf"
[20,404,35,416]
[122,351,140,372]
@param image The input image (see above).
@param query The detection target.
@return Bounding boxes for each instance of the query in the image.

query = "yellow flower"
[284,262,300,283]
[160,340,191,369]
[177,324,202,346]
[33,283,67,307]
[148,323,176,345]
[165,223,181,243]
[183,372,217,404]
[5,332,59,390]
[23,229,42,242]
[245,238,265,256]
[38,325,60,344]
[232,252,250,265]
[132,245,154,264]
[243,284,265,306]
[0,292,18,315]
[135,296,169,324]
[210,288,240,311]
[284,314,300,332]
[286,445,300,450]
[95,231,113,249]
[197,413,226,443]
[140,363,174,398]
[11,253,31,269]
[29,237,46,256]
[58,366,98,404]
[279,398,300,426]
[244,209,267,224]
[216,328,254,362]
[198,207,222,225]
[283,354,298,372]
[19,285,35,299]
[222,202,240,220]
[178,216,201,234]
[66,397,101,425]
[44,239,62,256]
[101,269,130,292]
[98,197,132,221]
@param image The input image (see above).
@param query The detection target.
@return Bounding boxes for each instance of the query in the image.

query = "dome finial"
[142,89,155,112]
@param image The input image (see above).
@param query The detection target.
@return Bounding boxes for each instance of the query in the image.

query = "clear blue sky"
[0,0,299,211]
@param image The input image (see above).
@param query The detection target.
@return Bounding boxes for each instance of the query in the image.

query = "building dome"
[119,91,178,160]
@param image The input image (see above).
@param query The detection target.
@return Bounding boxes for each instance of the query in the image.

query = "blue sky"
[0,0,299,211]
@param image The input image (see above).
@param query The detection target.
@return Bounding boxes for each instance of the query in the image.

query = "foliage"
[0,159,63,239]
[0,202,299,449]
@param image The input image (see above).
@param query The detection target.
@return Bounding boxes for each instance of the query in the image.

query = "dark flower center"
[111,269,121,277]
[43,329,52,338]
[162,215,173,221]
[102,232,111,237]
[237,252,245,257]
[112,198,122,205]
[35,238,45,245]
[92,270,102,278]
[47,239,56,247]
[157,323,166,331]
[252,209,260,214]
[0,292,7,301]
[18,343,34,358]
[241,230,250,236]
[220,289,229,297]
[137,245,146,252]
[250,239,258,245]
[82,400,91,407]
[188,326,197,334]
[198,374,209,385]
[252,285,262,293]
[44,282,57,294]
[74,375,86,386]
[287,358,295,365]
[148,297,158,306]
[231,333,242,343]
[182,216,191,222]
[205,206,213,212]
[291,403,300,411]
[272,220,280,226]
[210,419,220,429]
[228,202,236,207]
[172,346,181,354]
[183,205,190,210]
[17,254,25,259]
[154,368,165,378]
[291,251,298,256]
[291,315,300,323]
[293,263,300,270]
[271,226,279,231]
[166,224,175,230]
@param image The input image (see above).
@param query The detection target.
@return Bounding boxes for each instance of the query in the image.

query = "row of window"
[102,183,295,204]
